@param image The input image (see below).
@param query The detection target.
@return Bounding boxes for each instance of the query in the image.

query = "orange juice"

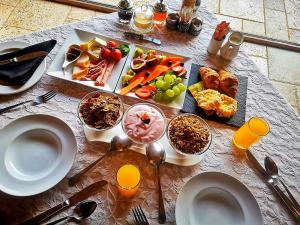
[117,164,140,198]
[153,11,168,24]
[233,117,269,150]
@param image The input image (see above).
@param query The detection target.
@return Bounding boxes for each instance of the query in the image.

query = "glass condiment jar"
[153,0,168,25]
[179,0,196,32]
[117,0,134,24]
[131,4,154,33]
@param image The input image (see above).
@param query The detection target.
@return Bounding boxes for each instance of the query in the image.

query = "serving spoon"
[69,135,133,186]
[62,44,81,76]
[146,142,166,223]
[264,156,300,211]
[45,201,97,225]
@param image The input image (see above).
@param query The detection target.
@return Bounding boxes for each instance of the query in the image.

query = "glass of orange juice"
[116,164,141,198]
[233,117,269,150]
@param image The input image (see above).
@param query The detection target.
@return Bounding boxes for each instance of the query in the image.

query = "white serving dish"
[83,122,206,166]
[47,28,134,92]
[115,44,192,109]
[0,41,46,95]
[0,114,77,196]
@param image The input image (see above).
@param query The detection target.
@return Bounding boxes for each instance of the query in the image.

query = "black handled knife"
[124,31,161,46]
[20,180,107,225]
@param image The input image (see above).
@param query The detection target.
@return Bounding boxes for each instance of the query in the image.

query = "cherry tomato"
[107,40,117,48]
[111,49,122,62]
[101,47,111,59]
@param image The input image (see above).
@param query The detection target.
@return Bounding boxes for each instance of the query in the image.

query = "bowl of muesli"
[78,91,123,131]
[167,113,212,156]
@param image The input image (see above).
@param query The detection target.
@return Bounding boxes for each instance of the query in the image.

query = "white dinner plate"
[47,29,134,92]
[0,114,77,196]
[176,172,263,225]
[0,41,46,95]
[115,44,192,109]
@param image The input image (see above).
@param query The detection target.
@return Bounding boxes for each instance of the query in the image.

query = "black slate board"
[181,63,248,128]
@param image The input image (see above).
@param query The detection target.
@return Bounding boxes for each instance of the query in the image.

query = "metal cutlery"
[0,90,57,114]
[264,156,300,211]
[246,151,300,222]
[132,206,149,225]
[45,201,97,225]
[146,142,166,224]
[0,51,48,66]
[20,180,107,225]
[68,135,133,186]
[124,31,161,46]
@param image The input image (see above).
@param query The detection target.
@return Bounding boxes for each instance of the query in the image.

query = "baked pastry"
[199,67,220,90]
[219,70,239,98]
[216,94,237,118]
[193,89,221,111]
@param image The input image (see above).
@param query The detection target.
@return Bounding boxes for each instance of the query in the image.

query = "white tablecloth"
[0,4,299,225]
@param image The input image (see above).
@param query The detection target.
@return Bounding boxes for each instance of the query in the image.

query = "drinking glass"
[116,164,141,198]
[232,117,269,150]
[131,4,154,33]
[153,0,168,25]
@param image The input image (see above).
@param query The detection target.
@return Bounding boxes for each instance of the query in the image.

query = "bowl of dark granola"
[167,113,212,156]
[78,91,123,131]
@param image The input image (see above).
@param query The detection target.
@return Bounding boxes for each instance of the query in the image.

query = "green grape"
[154,92,163,101]
[156,76,164,80]
[172,86,180,96]
[164,74,174,84]
[177,83,186,92]
[161,82,170,91]
[175,77,182,84]
[149,82,156,87]
[156,80,165,89]
[166,89,175,98]
[171,75,177,80]
[162,93,171,102]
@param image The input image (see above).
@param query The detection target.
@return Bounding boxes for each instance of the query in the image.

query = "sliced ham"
[95,60,115,86]
[88,60,107,81]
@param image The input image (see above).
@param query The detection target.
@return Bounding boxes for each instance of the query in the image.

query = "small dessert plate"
[176,172,263,225]
[0,114,77,196]
[0,41,46,95]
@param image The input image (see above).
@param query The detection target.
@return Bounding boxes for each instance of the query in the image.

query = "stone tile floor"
[0,0,299,115]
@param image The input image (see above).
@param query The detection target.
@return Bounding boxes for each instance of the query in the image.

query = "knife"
[20,180,107,225]
[124,31,161,46]
[0,51,48,66]
[246,151,300,221]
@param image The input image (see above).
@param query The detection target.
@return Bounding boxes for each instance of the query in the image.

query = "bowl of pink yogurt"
[122,103,166,144]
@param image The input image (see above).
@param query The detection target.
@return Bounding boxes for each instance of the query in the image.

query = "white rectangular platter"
[47,29,134,92]
[84,122,205,166]
[115,44,192,109]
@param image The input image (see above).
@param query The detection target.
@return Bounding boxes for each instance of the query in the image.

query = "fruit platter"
[47,29,133,92]
[115,45,192,109]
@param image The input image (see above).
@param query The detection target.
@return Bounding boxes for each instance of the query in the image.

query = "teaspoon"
[69,135,133,186]
[146,142,166,224]
[46,201,97,225]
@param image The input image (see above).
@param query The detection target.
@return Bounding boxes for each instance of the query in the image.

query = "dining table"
[0,1,299,225]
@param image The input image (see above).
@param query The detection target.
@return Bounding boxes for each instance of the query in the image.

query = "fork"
[132,206,149,225]
[0,90,57,114]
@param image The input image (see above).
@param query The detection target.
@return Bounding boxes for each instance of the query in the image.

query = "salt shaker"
[117,0,134,24]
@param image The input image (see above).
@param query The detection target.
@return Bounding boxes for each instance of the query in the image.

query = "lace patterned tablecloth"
[0,4,299,225]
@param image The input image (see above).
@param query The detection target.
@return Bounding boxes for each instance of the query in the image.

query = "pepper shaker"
[117,0,134,24]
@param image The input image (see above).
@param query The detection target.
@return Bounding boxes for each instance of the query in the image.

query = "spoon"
[146,142,166,224]
[62,44,81,76]
[46,201,97,225]
[264,156,300,211]
[69,135,133,186]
